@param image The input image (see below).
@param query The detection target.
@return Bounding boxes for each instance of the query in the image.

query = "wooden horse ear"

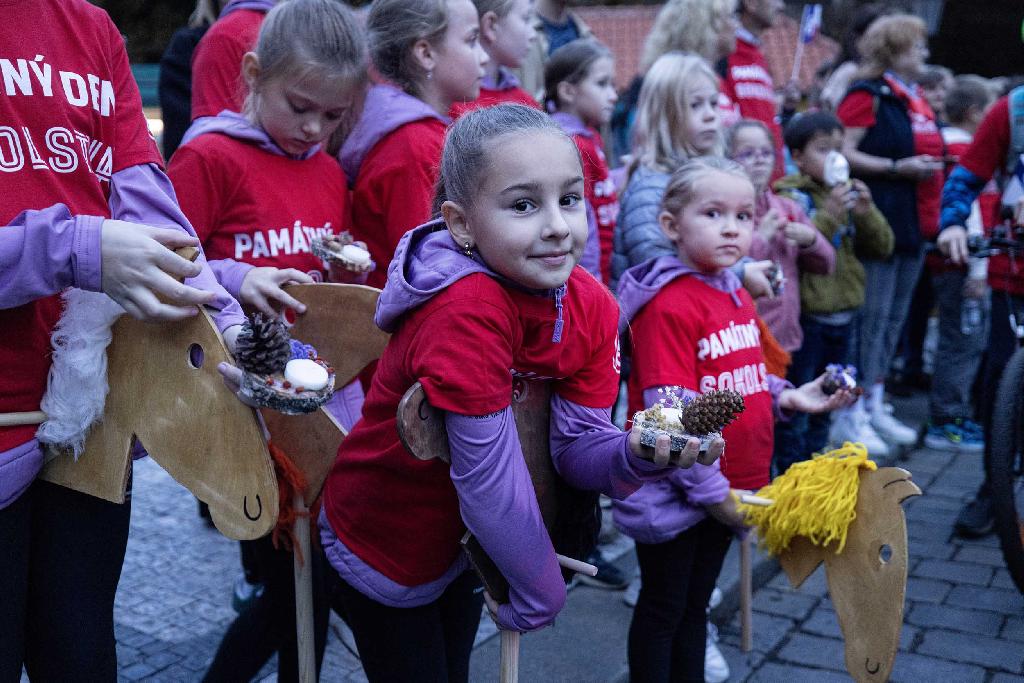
[260,283,390,505]
[778,536,826,589]
[41,307,278,540]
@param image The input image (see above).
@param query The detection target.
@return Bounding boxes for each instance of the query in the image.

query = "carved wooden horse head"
[41,283,388,539]
[778,467,921,683]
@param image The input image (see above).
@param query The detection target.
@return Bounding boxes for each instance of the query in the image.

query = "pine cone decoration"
[235,313,291,375]
[680,390,745,435]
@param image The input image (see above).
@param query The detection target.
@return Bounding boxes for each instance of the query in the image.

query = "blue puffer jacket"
[611,165,674,291]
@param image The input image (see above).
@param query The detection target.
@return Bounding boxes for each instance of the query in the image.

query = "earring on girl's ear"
[463,242,473,257]
[427,70,434,80]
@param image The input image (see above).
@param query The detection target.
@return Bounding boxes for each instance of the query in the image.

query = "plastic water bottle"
[961,297,983,335]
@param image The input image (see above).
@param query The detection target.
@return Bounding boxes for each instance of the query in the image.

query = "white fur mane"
[36,288,124,459]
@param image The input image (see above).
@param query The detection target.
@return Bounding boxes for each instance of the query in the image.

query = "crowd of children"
[1,0,1010,681]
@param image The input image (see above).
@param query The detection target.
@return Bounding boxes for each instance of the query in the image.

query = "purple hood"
[616,255,743,335]
[485,67,523,91]
[180,110,320,159]
[374,219,492,333]
[550,112,591,139]
[340,84,448,185]
[220,0,276,17]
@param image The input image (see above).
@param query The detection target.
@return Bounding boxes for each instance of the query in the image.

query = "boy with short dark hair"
[772,111,895,472]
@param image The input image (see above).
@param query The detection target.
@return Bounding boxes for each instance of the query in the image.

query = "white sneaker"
[623,572,640,607]
[830,407,890,456]
[709,586,723,610]
[705,622,730,683]
[870,410,918,446]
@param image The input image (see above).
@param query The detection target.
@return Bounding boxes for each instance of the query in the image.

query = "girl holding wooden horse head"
[0,0,249,678]
[319,104,720,681]
[169,1,372,679]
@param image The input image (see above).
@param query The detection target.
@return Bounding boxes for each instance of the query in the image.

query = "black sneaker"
[576,550,628,590]
[954,494,994,538]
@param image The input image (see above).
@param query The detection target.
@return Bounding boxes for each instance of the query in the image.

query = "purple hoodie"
[339,84,448,186]
[219,0,276,17]
[611,255,792,544]
[550,112,602,280]
[0,164,246,509]
[321,220,668,631]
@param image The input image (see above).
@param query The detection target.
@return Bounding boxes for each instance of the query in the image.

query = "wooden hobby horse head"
[41,280,388,539]
[778,467,921,683]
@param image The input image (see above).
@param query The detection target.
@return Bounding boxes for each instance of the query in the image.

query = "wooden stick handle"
[499,629,520,683]
[0,411,47,428]
[555,553,598,577]
[739,493,773,507]
[740,534,754,653]
[292,493,316,683]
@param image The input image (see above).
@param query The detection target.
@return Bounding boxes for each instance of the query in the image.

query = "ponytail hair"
[433,103,577,214]
[543,39,612,113]
[369,0,451,95]
[245,0,367,117]
[661,156,751,217]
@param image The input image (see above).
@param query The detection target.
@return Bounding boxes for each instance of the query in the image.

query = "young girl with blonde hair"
[449,0,540,117]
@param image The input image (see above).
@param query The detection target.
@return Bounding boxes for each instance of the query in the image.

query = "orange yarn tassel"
[268,441,311,565]
[757,316,791,378]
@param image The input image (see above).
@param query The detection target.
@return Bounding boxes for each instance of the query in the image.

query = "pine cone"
[680,390,745,435]
[235,313,291,375]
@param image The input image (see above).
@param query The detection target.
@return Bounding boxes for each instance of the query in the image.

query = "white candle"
[284,358,329,391]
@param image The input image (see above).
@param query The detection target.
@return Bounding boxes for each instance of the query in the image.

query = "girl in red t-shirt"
[170,2,372,679]
[340,0,489,290]
[449,0,540,118]
[615,157,852,681]
[321,104,708,681]
[545,38,621,284]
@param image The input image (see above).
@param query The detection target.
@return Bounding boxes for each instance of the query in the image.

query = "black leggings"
[628,518,733,683]
[203,535,330,683]
[334,570,483,683]
[0,479,132,682]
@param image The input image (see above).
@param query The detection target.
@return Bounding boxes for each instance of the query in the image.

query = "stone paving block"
[945,585,1024,614]
[748,662,850,682]
[955,545,1009,567]
[775,633,846,672]
[906,603,1003,636]
[143,650,182,673]
[801,607,917,651]
[907,539,957,561]
[120,662,157,681]
[1002,617,1024,643]
[889,651,987,683]
[905,577,950,602]
[722,613,796,654]
[750,589,819,621]
[916,629,1024,672]
[714,642,763,682]
[913,559,992,586]
[991,568,1018,591]
[907,520,953,543]
[138,639,171,657]
[992,673,1024,683]
[767,565,827,596]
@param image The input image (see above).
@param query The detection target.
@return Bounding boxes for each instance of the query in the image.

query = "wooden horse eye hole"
[878,544,892,564]
[188,343,204,369]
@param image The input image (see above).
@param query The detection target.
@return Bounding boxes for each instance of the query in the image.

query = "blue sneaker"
[924,420,984,453]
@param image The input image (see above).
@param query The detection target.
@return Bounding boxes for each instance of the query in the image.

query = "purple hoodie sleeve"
[549,394,668,498]
[0,205,102,309]
[446,410,566,632]
[108,163,245,332]
[578,201,602,279]
[767,373,795,421]
[208,258,256,302]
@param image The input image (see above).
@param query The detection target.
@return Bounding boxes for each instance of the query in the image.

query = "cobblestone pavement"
[107,393,1024,682]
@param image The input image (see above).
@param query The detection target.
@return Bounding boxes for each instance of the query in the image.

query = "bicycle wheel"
[989,346,1024,594]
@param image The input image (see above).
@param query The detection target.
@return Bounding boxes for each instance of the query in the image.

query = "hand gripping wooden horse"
[397,377,599,683]
[37,281,387,542]
[738,444,922,683]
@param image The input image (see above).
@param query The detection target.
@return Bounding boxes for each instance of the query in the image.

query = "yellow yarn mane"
[738,443,877,556]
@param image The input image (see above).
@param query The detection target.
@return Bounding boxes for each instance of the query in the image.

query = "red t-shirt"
[0,0,163,451]
[323,269,621,585]
[574,130,618,284]
[449,86,540,119]
[350,118,446,289]
[190,9,265,120]
[168,133,347,277]
[836,77,944,239]
[723,36,783,179]
[627,276,774,490]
